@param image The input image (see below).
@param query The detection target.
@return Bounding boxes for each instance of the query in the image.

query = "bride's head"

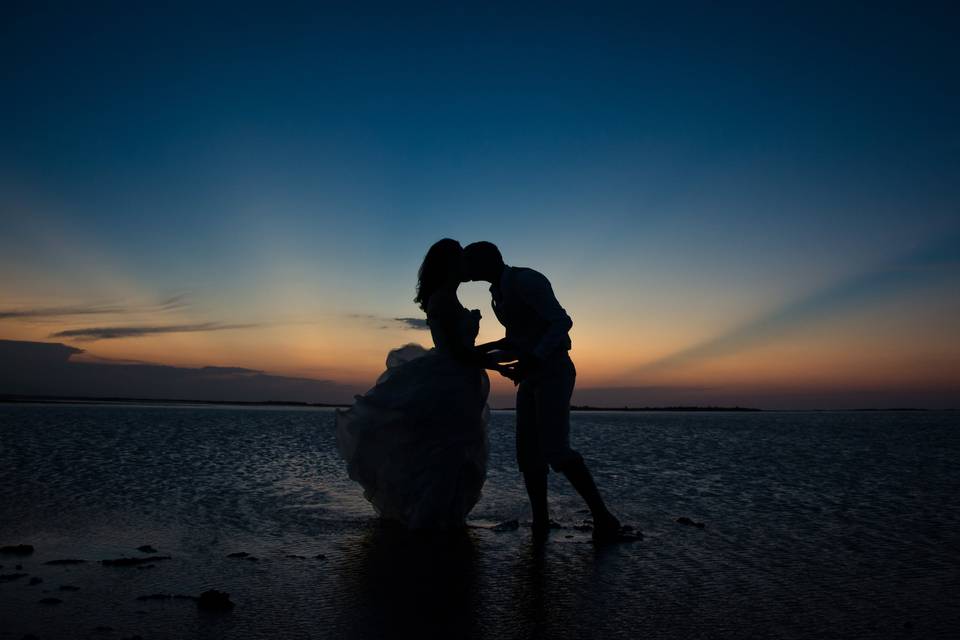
[415,238,464,311]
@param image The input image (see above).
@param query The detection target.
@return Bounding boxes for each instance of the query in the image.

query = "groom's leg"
[517,379,549,534]
[557,458,618,529]
[538,356,620,531]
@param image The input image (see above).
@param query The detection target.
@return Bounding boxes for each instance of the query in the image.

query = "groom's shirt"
[490,266,573,361]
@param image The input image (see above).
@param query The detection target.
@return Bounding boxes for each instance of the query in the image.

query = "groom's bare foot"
[592,512,640,544]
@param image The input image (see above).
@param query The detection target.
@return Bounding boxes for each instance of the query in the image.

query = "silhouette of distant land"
[570,404,762,412]
[0,338,353,404]
[0,394,349,408]
[0,339,944,411]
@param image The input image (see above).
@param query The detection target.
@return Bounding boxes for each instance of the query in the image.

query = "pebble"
[197,589,235,611]
[0,544,34,555]
[101,556,171,566]
[676,517,706,529]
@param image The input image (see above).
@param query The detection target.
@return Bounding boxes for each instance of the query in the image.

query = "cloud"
[0,303,125,320]
[630,231,960,375]
[0,294,190,321]
[50,322,258,341]
[0,339,358,404]
[393,317,429,329]
[348,313,429,330]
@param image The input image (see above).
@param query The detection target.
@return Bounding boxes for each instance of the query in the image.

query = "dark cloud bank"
[0,339,356,404]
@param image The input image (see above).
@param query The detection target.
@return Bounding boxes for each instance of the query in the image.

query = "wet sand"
[2,405,958,639]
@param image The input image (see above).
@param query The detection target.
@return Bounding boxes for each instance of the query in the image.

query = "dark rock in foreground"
[226,551,249,558]
[136,545,158,553]
[101,555,171,566]
[491,519,519,532]
[0,544,34,555]
[197,589,234,611]
[44,558,87,565]
[676,516,706,528]
[1,572,28,582]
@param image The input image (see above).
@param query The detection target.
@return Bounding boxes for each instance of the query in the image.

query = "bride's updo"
[415,238,463,311]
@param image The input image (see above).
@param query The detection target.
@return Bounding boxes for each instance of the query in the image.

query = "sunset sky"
[2,3,958,408]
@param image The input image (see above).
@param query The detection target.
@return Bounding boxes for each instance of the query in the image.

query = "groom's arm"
[515,269,573,361]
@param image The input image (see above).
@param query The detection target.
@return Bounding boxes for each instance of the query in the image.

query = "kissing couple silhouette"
[336,239,635,543]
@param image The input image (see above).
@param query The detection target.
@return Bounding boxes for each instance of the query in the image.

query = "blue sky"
[1,2,958,407]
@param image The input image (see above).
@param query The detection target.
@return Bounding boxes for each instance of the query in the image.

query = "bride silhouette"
[336,239,509,529]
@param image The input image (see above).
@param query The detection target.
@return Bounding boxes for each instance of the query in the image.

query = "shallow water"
[1,404,958,639]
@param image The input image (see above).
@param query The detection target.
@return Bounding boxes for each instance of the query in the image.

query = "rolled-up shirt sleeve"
[515,269,573,360]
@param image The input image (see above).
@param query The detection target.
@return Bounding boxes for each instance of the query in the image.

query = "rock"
[676,517,706,529]
[0,544,34,555]
[136,592,197,601]
[197,589,234,611]
[136,545,158,554]
[101,555,171,566]
[38,597,63,604]
[243,556,259,562]
[491,519,519,532]
[28,576,43,585]
[0,572,28,582]
[285,554,307,559]
[314,554,327,560]
[226,551,249,558]
[59,584,80,591]
[44,558,87,565]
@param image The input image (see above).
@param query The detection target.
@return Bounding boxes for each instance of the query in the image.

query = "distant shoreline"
[0,394,940,412]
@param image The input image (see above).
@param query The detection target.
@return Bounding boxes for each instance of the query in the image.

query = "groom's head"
[462,241,504,283]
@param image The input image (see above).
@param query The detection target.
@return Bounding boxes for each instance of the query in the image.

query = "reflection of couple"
[336,239,629,542]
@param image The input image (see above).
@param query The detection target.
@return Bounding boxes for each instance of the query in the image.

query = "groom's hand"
[502,356,541,385]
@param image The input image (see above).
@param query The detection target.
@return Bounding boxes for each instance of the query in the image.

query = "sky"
[1,2,958,408]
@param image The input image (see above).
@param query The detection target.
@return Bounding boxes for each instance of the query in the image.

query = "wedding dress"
[335,297,490,529]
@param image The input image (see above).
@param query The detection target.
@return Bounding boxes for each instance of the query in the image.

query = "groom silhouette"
[463,241,627,542]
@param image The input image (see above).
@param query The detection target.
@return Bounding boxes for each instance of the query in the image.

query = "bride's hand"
[492,363,523,385]
[484,349,521,365]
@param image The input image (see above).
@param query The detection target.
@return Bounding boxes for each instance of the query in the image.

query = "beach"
[1,404,958,639]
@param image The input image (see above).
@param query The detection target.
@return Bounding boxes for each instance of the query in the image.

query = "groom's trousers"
[515,350,583,474]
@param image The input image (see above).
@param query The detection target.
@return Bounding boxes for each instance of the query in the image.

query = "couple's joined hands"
[475,340,539,385]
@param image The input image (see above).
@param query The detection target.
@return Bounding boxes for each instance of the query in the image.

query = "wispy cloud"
[0,303,125,320]
[348,313,429,330]
[393,317,429,329]
[630,231,960,375]
[50,322,258,341]
[0,294,190,321]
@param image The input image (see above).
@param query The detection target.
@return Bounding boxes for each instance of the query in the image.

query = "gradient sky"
[2,2,958,408]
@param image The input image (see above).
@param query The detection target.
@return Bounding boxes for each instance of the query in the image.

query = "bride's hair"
[415,238,463,311]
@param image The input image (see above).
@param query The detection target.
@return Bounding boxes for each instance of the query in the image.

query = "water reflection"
[333,522,482,638]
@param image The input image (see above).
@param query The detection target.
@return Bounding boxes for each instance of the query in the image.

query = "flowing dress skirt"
[335,344,490,529]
